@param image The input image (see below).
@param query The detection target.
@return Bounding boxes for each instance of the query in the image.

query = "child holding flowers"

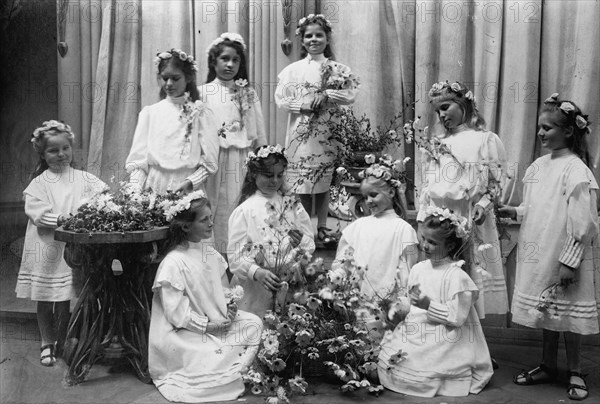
[227,145,315,318]
[422,80,509,318]
[126,48,218,194]
[200,33,267,254]
[275,14,359,246]
[499,94,598,401]
[16,120,107,366]
[378,207,493,397]
[149,190,262,403]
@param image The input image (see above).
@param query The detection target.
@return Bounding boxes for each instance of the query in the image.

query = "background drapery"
[57,0,600,206]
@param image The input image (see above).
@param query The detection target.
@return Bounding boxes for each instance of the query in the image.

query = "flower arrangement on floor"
[244,247,411,402]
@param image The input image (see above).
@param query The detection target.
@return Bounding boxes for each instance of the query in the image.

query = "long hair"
[206,40,249,83]
[419,214,469,263]
[237,147,288,206]
[540,98,591,167]
[359,176,406,219]
[29,121,76,182]
[157,56,200,101]
[429,81,486,133]
[297,17,335,59]
[161,198,211,255]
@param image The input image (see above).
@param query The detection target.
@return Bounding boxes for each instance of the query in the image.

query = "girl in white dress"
[200,33,267,254]
[499,94,598,401]
[228,145,315,318]
[378,207,493,397]
[422,80,509,318]
[126,48,218,194]
[275,14,358,246]
[149,190,262,403]
[16,120,106,366]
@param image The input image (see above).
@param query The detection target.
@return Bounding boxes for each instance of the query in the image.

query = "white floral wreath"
[358,153,408,190]
[420,206,470,239]
[155,48,198,72]
[245,144,285,165]
[31,120,75,144]
[206,32,247,55]
[428,81,474,101]
[544,93,590,131]
[164,190,208,222]
[295,14,333,36]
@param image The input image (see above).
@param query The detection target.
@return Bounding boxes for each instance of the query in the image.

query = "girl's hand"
[174,179,193,194]
[472,205,486,225]
[311,93,328,111]
[497,204,517,220]
[226,303,238,322]
[287,229,303,248]
[559,264,576,287]
[254,268,281,292]
[409,284,431,310]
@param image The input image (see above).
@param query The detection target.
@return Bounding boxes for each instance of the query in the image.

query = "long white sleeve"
[159,283,209,333]
[427,290,474,327]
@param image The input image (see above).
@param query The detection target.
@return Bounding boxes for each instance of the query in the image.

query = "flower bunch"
[223,285,244,304]
[162,189,208,222]
[420,206,470,239]
[245,144,285,165]
[178,92,206,156]
[528,283,563,321]
[295,14,332,36]
[428,80,474,101]
[544,93,590,132]
[358,153,409,189]
[155,48,198,72]
[62,183,181,233]
[206,32,247,55]
[403,117,461,166]
[320,60,360,91]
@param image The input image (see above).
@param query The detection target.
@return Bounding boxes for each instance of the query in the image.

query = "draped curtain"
[58,0,600,204]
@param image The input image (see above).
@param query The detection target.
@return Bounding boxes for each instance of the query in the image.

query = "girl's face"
[432,99,465,130]
[418,225,452,261]
[537,111,571,150]
[43,133,73,171]
[360,179,394,216]
[255,162,286,197]
[160,61,189,98]
[302,24,328,55]
[183,205,213,242]
[213,46,241,82]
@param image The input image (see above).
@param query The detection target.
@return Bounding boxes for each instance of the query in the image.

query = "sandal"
[568,371,589,401]
[40,343,56,367]
[513,364,557,385]
[316,227,338,248]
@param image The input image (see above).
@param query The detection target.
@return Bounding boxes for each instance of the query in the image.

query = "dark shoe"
[40,343,56,367]
[513,364,557,385]
[316,226,338,248]
[567,371,589,401]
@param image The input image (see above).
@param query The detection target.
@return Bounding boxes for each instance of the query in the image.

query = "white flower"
[403,157,411,165]
[464,90,474,100]
[560,101,575,113]
[477,243,493,252]
[235,78,248,88]
[450,82,461,92]
[178,51,187,60]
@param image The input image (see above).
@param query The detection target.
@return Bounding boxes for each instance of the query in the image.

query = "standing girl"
[499,94,598,401]
[201,33,267,254]
[335,155,418,299]
[421,81,509,317]
[126,48,218,194]
[227,145,315,318]
[378,207,493,397]
[16,120,107,366]
[149,190,262,403]
[275,14,358,246]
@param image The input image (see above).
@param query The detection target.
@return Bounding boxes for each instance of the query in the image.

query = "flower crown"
[245,144,285,165]
[206,32,247,55]
[544,93,590,132]
[295,14,332,36]
[420,206,470,239]
[428,81,474,101]
[358,154,407,189]
[31,120,75,146]
[155,49,198,72]
[164,190,208,222]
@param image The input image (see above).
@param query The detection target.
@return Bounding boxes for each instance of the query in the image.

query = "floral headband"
[358,154,408,189]
[245,144,285,165]
[31,120,75,149]
[419,206,470,239]
[295,14,332,36]
[206,32,247,55]
[155,48,198,72]
[163,190,208,222]
[428,81,474,101]
[544,93,590,131]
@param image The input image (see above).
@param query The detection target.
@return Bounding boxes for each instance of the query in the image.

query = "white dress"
[126,95,219,193]
[418,128,509,317]
[275,54,357,193]
[378,259,494,397]
[227,191,315,318]
[149,240,262,403]
[511,149,599,335]
[335,209,418,298]
[16,167,107,301]
[199,79,267,254]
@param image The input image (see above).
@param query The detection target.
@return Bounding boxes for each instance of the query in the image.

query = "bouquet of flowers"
[217,79,256,138]
[320,60,360,91]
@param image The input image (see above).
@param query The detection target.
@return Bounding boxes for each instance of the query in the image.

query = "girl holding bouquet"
[227,145,315,318]
[149,190,262,403]
[275,14,359,246]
